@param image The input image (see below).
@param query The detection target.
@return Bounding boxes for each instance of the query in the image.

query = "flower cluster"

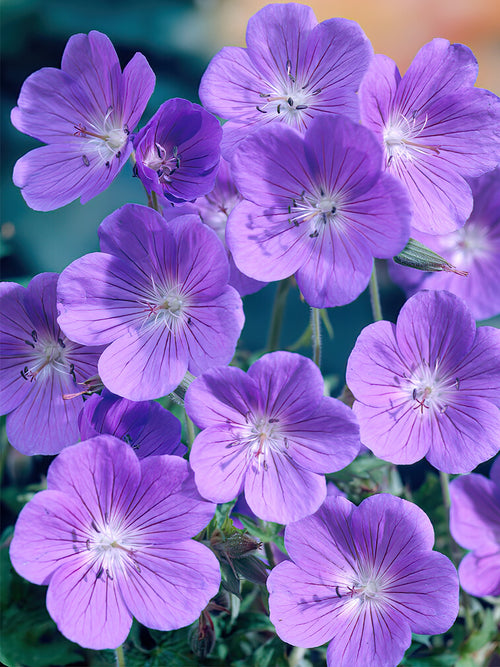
[4,2,500,662]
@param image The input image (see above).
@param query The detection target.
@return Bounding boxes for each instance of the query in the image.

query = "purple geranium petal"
[187,351,360,523]
[245,453,326,524]
[347,290,500,472]
[78,390,184,458]
[10,436,219,650]
[458,549,500,597]
[1,274,103,455]
[12,31,155,210]
[200,3,372,157]
[268,494,458,667]
[389,167,500,320]
[360,40,500,235]
[57,204,244,400]
[133,98,221,204]
[228,116,410,307]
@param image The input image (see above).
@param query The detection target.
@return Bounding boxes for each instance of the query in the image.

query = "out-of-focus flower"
[450,456,500,597]
[389,167,500,320]
[267,494,459,667]
[360,39,500,235]
[9,435,220,649]
[12,31,155,211]
[78,389,185,459]
[227,116,411,307]
[199,2,373,158]
[0,273,103,455]
[185,351,360,524]
[57,204,244,401]
[346,290,500,473]
[133,98,221,205]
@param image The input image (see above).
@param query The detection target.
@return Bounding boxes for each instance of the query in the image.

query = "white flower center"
[287,187,344,238]
[143,143,181,184]
[408,360,459,416]
[383,110,440,167]
[85,516,142,580]
[139,280,191,333]
[20,331,76,383]
[440,222,491,269]
[255,59,322,129]
[233,414,287,472]
[74,105,129,166]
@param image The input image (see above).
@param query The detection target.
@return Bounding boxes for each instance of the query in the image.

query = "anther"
[58,337,65,348]
[256,105,267,114]
[105,161,110,168]
[82,155,90,167]
[116,151,121,159]
[96,566,104,580]
[287,97,294,107]
[24,339,35,349]
[309,230,319,238]
[335,586,342,598]
[69,363,77,382]
[31,330,38,342]
[277,104,281,114]
[455,378,460,390]
[312,88,322,95]
[295,105,308,110]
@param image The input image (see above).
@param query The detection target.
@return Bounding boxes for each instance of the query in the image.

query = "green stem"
[369,262,383,322]
[185,413,196,451]
[267,279,291,352]
[311,307,321,368]
[115,645,126,667]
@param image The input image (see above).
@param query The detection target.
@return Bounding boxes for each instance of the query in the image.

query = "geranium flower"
[389,167,500,320]
[133,98,221,205]
[185,351,360,524]
[359,39,500,235]
[0,273,103,455]
[9,435,220,649]
[11,31,155,211]
[346,290,500,473]
[267,494,459,667]
[226,115,411,307]
[199,2,373,157]
[78,389,186,459]
[57,204,244,401]
[449,456,500,597]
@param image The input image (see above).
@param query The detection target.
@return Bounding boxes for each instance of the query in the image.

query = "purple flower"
[267,494,459,667]
[199,2,373,158]
[9,435,221,649]
[389,167,500,320]
[226,116,411,307]
[184,351,360,524]
[449,457,500,597]
[0,273,103,455]
[133,98,221,205]
[164,157,266,296]
[57,204,244,401]
[346,290,500,473]
[78,389,185,459]
[359,39,500,235]
[12,31,155,211]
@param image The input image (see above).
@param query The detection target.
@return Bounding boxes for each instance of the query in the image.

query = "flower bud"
[393,238,468,275]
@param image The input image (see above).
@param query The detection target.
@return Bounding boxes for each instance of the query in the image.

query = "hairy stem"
[115,645,126,667]
[311,307,322,368]
[369,261,383,322]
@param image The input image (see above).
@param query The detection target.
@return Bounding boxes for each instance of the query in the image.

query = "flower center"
[288,187,343,238]
[139,281,191,332]
[74,106,129,166]
[441,222,491,269]
[231,414,286,472]
[144,143,181,185]
[408,360,459,416]
[84,516,142,580]
[383,110,440,167]
[255,59,322,128]
[20,331,76,383]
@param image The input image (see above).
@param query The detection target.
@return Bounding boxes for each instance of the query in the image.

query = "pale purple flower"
[164,157,266,296]
[185,351,360,524]
[359,39,500,235]
[12,31,155,211]
[57,204,244,401]
[199,2,373,158]
[227,116,411,307]
[9,435,221,649]
[449,457,500,597]
[133,98,221,205]
[346,290,500,473]
[0,273,103,455]
[389,167,500,320]
[267,494,459,667]
[78,389,185,459]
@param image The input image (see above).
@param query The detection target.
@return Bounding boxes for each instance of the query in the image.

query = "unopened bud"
[393,238,469,276]
[189,610,216,659]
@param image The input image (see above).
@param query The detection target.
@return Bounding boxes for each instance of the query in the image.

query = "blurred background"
[1,0,499,379]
